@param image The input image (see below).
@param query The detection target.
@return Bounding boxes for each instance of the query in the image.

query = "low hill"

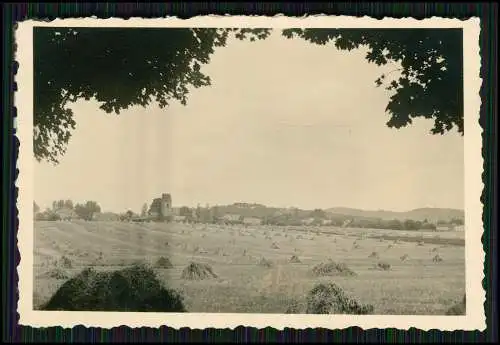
[325,207,464,222]
[194,203,464,223]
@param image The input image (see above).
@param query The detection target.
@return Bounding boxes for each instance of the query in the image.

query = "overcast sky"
[34,30,464,213]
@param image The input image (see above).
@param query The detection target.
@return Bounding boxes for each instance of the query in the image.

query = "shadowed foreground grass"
[34,221,466,314]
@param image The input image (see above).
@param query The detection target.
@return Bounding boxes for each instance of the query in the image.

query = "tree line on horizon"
[34,199,101,221]
[33,199,464,231]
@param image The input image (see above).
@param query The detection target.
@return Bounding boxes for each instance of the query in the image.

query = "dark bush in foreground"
[41,263,186,312]
[446,295,466,315]
[306,282,374,314]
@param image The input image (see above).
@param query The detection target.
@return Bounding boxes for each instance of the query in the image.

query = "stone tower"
[160,193,172,218]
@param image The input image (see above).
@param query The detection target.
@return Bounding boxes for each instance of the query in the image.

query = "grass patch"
[445,295,466,315]
[42,268,69,280]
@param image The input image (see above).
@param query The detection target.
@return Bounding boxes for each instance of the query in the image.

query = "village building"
[435,225,454,231]
[148,193,173,220]
[54,207,78,221]
[243,217,262,226]
[321,219,333,226]
[342,219,353,228]
[221,214,242,224]
[301,217,315,226]
[174,215,187,223]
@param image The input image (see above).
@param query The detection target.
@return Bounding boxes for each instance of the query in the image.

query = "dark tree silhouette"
[282,28,463,135]
[64,199,74,209]
[179,206,192,217]
[125,210,135,220]
[34,27,463,164]
[74,201,101,221]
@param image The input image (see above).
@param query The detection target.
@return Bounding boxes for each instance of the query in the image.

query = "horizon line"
[37,199,465,215]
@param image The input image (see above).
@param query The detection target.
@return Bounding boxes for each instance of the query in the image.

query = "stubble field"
[33,220,465,315]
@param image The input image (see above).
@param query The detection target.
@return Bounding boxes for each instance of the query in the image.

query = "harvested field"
[33,221,465,315]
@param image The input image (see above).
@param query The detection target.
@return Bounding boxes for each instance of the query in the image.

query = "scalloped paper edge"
[14,15,485,331]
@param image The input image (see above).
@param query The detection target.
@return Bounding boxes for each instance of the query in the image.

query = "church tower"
[160,193,172,218]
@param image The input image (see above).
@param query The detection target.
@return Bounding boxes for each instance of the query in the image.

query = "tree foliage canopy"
[34,27,463,164]
[74,201,101,221]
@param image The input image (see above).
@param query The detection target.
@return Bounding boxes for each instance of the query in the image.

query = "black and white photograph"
[15,16,484,330]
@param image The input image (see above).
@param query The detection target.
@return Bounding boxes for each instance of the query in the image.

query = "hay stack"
[373,262,391,271]
[271,242,280,249]
[432,254,443,263]
[155,256,173,269]
[368,251,379,259]
[181,262,218,280]
[306,282,374,314]
[41,263,186,312]
[311,259,356,277]
[289,255,301,263]
[258,257,273,268]
[58,256,73,269]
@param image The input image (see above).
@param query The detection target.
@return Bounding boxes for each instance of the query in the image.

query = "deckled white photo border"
[15,15,485,331]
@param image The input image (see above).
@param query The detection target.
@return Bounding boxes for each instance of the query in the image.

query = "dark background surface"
[2,2,497,343]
